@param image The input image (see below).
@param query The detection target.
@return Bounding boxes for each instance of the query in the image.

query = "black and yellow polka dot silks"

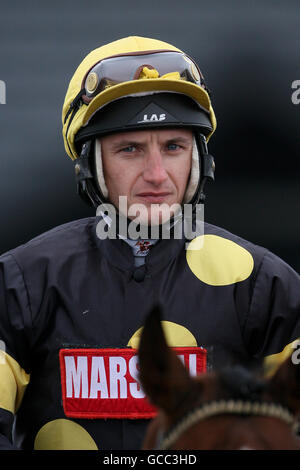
[0,218,299,449]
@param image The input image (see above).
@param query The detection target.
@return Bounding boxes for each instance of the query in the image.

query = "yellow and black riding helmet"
[62,36,217,208]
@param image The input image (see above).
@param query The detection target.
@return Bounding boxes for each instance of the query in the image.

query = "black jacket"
[0,217,299,450]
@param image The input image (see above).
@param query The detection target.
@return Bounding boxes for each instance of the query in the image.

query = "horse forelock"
[217,365,265,401]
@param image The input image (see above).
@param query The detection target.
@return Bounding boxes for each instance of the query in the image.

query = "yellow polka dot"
[264,338,300,378]
[186,234,254,286]
[34,419,98,450]
[127,321,197,349]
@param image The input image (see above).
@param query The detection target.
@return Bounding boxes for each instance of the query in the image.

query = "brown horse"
[138,306,300,450]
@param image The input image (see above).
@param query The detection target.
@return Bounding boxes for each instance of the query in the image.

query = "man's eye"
[167,143,180,151]
[121,146,136,153]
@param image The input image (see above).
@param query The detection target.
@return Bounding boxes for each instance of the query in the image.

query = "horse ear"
[138,305,194,414]
[264,352,300,416]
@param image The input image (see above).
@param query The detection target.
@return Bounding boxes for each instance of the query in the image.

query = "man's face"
[100,128,193,225]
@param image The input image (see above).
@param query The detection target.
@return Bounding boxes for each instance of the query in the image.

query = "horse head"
[138,305,300,450]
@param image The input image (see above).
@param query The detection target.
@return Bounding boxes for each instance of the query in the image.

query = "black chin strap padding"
[196,133,215,181]
[202,153,215,181]
[82,180,102,208]
[75,140,102,208]
[190,133,215,206]
[75,141,93,180]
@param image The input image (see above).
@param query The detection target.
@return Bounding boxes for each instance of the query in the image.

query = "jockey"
[0,36,299,450]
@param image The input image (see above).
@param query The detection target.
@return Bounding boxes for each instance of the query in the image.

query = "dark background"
[0,0,299,271]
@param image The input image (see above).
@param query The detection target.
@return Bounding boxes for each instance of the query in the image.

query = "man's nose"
[142,148,168,185]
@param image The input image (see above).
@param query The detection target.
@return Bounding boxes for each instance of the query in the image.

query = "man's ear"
[264,353,300,417]
[138,305,194,415]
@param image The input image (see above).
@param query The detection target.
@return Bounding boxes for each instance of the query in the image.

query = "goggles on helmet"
[82,51,210,103]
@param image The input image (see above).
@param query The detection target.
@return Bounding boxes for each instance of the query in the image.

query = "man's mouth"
[136,192,171,203]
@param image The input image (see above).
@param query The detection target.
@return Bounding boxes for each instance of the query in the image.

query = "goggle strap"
[64,89,87,159]
[64,88,86,124]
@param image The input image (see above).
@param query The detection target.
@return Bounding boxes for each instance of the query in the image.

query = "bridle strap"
[158,399,295,450]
